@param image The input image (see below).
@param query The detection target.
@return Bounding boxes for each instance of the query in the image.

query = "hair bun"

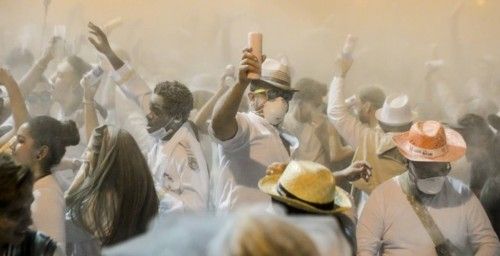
[60,120,80,146]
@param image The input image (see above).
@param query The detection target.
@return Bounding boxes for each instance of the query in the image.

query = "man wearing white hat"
[210,48,299,213]
[327,36,414,197]
[357,120,500,255]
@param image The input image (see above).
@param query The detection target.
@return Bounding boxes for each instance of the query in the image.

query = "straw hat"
[259,58,298,92]
[393,120,466,162]
[258,161,351,214]
[375,94,416,126]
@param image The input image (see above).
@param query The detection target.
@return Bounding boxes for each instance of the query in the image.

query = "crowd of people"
[0,16,499,256]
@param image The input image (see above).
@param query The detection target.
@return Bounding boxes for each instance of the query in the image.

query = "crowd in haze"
[0,2,500,255]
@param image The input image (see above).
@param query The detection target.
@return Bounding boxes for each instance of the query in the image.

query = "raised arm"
[18,37,58,96]
[193,66,233,133]
[327,35,371,148]
[80,69,101,144]
[0,68,29,146]
[211,49,260,141]
[88,22,151,114]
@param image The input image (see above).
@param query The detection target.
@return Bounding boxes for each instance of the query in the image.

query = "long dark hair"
[66,126,158,246]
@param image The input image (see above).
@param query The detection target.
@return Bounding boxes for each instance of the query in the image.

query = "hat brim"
[393,127,466,162]
[258,174,351,214]
[375,109,417,126]
[259,78,299,92]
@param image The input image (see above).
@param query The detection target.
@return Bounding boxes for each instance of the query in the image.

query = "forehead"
[57,61,75,75]
[151,94,166,109]
[17,123,31,136]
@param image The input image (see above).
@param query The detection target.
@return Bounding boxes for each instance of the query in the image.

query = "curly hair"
[153,80,193,121]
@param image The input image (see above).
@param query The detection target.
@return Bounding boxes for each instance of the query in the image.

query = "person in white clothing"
[87,22,208,213]
[357,120,500,255]
[209,47,300,213]
[327,36,413,196]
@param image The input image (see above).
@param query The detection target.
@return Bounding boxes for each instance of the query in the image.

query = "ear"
[36,145,49,161]
[247,92,255,101]
[488,114,500,131]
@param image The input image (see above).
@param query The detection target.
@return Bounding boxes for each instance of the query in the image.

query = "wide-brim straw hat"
[393,120,466,162]
[258,161,351,214]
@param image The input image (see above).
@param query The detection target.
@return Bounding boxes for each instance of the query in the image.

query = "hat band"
[407,143,448,158]
[261,74,290,87]
[277,183,335,211]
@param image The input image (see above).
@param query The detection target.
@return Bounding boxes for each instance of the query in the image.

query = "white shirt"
[357,173,500,256]
[112,63,209,213]
[148,123,209,213]
[208,112,297,213]
[32,174,66,250]
[327,76,406,194]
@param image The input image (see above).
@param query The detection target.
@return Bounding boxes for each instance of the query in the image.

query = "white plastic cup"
[247,32,262,80]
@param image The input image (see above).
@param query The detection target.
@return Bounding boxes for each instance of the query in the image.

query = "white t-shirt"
[357,173,500,256]
[209,112,297,213]
[32,174,66,250]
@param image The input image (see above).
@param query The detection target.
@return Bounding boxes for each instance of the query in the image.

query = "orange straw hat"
[393,120,466,162]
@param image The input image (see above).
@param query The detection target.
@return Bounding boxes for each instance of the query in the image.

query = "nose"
[9,141,16,153]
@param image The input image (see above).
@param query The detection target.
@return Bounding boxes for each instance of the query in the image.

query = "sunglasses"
[27,92,52,104]
[254,88,294,102]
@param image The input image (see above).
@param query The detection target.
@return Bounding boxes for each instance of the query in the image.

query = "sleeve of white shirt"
[162,145,208,212]
[31,187,66,250]
[465,193,500,255]
[327,76,372,149]
[356,186,385,256]
[111,62,152,115]
[208,113,250,151]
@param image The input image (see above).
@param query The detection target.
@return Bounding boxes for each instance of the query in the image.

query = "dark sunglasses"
[27,92,52,104]
[254,88,294,102]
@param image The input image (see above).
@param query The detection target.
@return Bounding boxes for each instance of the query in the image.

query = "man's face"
[146,93,170,133]
[49,61,78,103]
[294,100,319,123]
[409,161,451,179]
[0,194,33,245]
[356,101,372,124]
[27,82,52,117]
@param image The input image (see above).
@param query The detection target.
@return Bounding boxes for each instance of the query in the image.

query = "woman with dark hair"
[10,116,80,249]
[0,67,78,249]
[65,125,158,251]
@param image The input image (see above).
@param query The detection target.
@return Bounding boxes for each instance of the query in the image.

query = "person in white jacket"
[86,22,208,213]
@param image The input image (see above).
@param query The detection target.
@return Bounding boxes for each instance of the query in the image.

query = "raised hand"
[88,22,112,55]
[41,36,61,61]
[80,68,101,101]
[341,160,372,182]
[238,48,262,87]
[335,34,357,78]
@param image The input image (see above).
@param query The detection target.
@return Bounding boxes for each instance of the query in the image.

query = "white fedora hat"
[259,58,298,92]
[375,94,416,126]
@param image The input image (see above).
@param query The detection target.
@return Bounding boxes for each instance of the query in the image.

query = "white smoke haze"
[0,0,499,100]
